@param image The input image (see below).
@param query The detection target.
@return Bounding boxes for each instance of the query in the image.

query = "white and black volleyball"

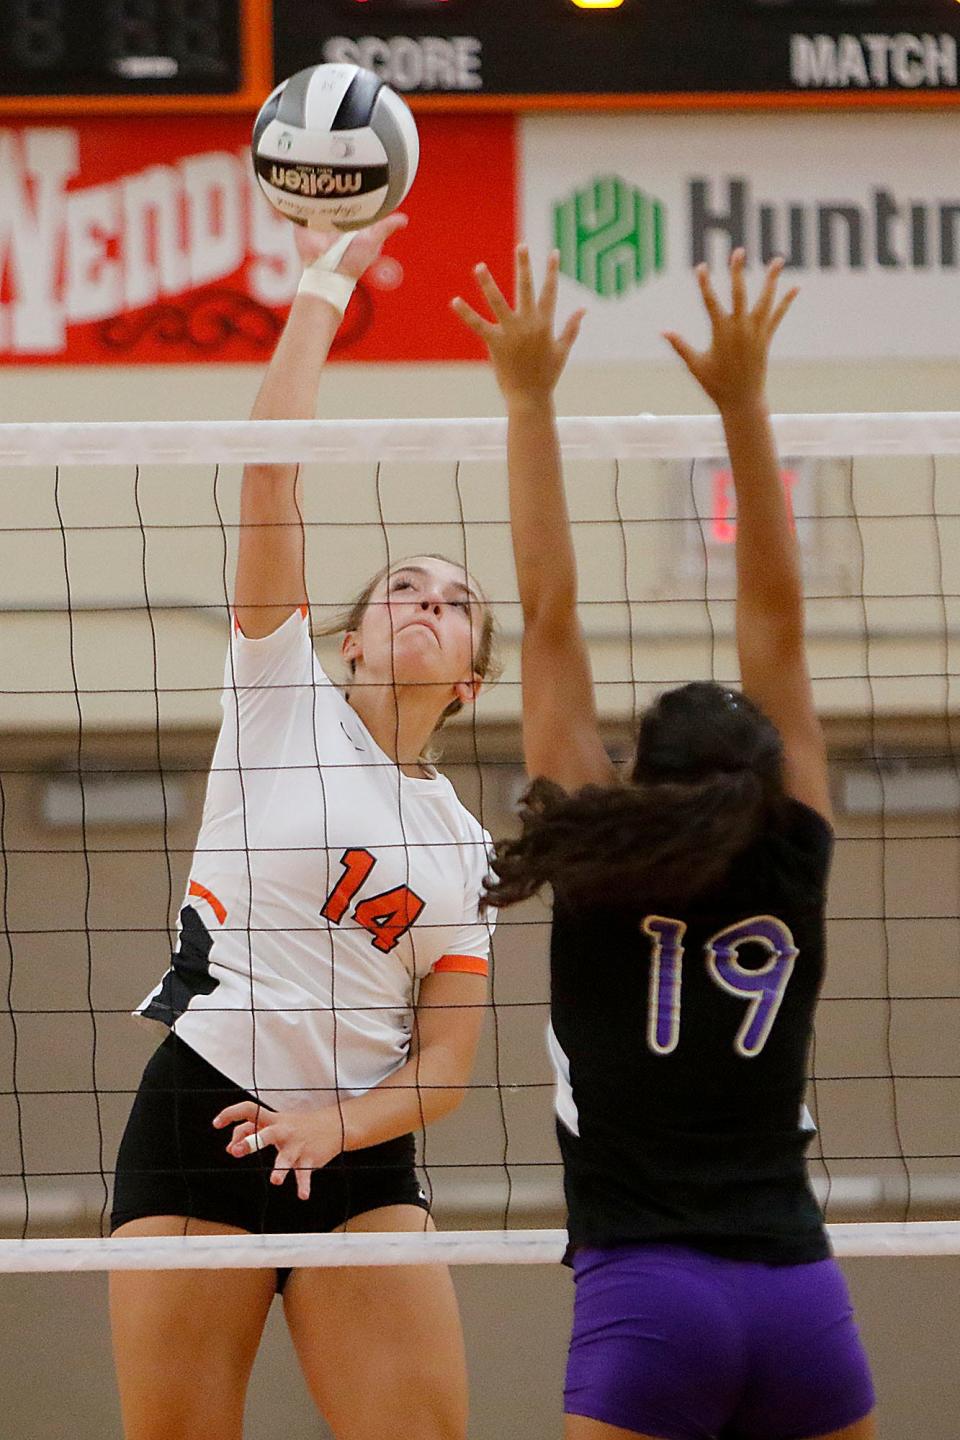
[252,64,420,231]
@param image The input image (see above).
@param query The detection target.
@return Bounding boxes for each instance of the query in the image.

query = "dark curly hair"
[484,682,785,911]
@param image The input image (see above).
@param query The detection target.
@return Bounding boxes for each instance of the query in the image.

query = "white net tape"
[2,412,960,465]
[2,1221,960,1274]
[1,411,958,1272]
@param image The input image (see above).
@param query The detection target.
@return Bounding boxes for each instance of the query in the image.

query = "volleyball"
[252,63,420,232]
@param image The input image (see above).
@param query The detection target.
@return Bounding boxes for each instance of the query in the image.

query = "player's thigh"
[809,1417,877,1440]
[110,1217,276,1440]
[283,1205,467,1440]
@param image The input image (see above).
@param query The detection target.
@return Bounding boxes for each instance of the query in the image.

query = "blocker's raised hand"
[663,248,799,412]
[214,1099,346,1201]
[294,211,408,279]
[452,245,585,402]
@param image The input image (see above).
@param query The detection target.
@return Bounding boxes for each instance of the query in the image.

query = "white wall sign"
[521,113,960,360]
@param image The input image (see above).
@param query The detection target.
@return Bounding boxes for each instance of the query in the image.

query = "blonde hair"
[313,555,500,754]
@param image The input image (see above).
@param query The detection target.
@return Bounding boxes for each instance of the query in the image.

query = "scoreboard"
[1,0,959,111]
[276,0,960,109]
[0,0,266,111]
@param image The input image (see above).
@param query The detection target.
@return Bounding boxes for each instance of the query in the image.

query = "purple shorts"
[565,1243,875,1440]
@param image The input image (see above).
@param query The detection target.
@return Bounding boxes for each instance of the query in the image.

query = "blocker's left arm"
[452,247,615,792]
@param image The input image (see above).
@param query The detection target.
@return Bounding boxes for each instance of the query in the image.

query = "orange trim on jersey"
[188,880,227,926]
[432,955,489,978]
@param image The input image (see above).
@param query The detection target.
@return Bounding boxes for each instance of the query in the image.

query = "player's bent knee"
[333,1357,467,1440]
[407,1371,468,1438]
[120,1405,243,1440]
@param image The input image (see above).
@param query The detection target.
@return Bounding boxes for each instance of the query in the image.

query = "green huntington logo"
[554,176,667,298]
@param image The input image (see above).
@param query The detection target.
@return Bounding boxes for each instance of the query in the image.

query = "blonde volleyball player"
[454,249,875,1440]
[110,216,497,1440]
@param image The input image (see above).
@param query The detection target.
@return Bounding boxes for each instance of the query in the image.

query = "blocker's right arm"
[233,214,407,639]
[664,252,832,824]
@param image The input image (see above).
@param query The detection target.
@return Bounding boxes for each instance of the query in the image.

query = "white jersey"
[137,608,493,1111]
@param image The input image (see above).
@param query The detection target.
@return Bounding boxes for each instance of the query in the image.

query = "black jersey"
[550,798,833,1265]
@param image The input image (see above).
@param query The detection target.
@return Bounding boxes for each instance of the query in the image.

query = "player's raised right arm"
[664,251,832,824]
[234,216,407,639]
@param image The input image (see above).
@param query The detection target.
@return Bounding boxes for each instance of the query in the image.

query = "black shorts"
[111,1033,429,1291]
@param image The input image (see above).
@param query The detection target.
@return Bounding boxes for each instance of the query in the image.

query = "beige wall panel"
[886,917,960,997]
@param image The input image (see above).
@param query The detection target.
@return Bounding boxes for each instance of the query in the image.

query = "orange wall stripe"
[0,92,260,117]
[4,83,959,118]
[189,880,227,926]
[245,0,273,101]
[432,955,489,978]
[408,90,960,113]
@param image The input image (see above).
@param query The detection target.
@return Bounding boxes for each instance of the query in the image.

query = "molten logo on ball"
[259,162,388,198]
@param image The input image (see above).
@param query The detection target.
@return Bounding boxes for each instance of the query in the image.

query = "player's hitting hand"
[452,245,585,403]
[293,212,408,279]
[213,1100,346,1201]
[663,248,799,413]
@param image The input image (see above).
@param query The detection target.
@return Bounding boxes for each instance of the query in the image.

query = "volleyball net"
[0,411,958,1271]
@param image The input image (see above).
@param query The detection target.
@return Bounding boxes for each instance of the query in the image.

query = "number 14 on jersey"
[321,848,425,954]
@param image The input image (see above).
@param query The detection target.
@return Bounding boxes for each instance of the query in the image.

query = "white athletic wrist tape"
[297,232,357,316]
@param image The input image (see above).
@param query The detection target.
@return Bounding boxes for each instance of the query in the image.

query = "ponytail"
[483,768,771,911]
